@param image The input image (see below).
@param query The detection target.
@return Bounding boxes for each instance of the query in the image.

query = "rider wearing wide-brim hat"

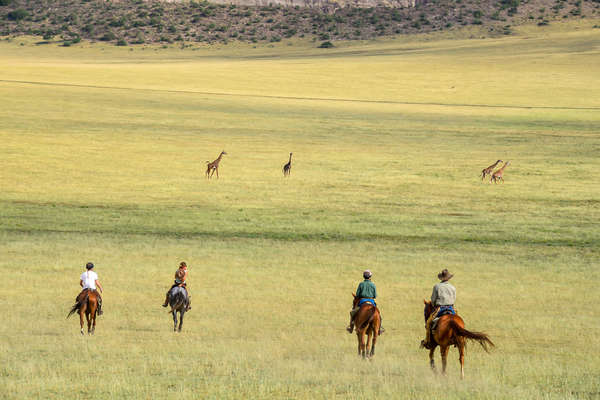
[421,268,456,349]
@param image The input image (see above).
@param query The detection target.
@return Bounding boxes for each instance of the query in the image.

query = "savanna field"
[1,20,599,399]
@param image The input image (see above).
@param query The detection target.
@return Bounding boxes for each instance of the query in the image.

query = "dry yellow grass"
[0,21,599,399]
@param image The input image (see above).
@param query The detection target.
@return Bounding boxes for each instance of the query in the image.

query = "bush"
[0,0,12,6]
[100,31,117,41]
[7,8,28,20]
[116,38,127,46]
[318,40,334,48]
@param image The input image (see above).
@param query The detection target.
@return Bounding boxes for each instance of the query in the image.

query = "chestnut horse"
[352,294,381,358]
[423,300,494,378]
[67,289,100,335]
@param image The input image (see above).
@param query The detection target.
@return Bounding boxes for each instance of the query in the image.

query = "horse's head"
[423,299,434,322]
[352,292,359,308]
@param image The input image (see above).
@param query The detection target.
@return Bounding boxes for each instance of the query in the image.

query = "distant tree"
[7,8,28,20]
[318,40,334,48]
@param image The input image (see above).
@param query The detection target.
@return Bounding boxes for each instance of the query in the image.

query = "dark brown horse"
[352,294,381,358]
[67,289,100,335]
[423,300,494,378]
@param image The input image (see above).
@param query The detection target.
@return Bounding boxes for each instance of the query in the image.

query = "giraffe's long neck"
[498,162,508,172]
[494,160,502,168]
[288,154,292,164]
[215,153,223,164]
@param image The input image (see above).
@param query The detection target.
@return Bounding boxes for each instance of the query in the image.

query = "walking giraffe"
[490,161,510,184]
[205,151,227,179]
[283,153,293,177]
[481,160,503,181]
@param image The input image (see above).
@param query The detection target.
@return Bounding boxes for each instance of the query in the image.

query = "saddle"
[431,305,456,332]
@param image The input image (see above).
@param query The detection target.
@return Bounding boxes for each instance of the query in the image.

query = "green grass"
[1,22,599,399]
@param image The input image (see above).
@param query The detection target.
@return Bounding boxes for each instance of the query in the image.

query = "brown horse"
[352,294,381,359]
[67,289,100,335]
[423,300,494,379]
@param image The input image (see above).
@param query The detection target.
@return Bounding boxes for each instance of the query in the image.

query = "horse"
[423,300,494,379]
[167,286,189,332]
[67,289,100,335]
[352,293,381,359]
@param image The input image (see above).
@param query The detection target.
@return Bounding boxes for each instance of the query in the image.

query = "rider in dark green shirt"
[346,270,384,334]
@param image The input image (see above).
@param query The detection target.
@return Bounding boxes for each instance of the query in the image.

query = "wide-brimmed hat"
[363,270,372,279]
[438,269,453,281]
[85,262,94,270]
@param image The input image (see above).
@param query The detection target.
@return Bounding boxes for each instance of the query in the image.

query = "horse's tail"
[167,289,187,312]
[449,319,494,353]
[67,291,88,319]
[360,306,379,330]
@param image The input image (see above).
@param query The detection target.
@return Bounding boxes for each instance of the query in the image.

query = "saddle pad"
[436,305,455,318]
[358,298,376,307]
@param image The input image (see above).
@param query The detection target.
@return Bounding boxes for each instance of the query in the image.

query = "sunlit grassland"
[1,22,599,399]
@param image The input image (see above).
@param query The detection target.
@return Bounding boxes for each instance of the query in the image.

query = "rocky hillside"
[1,0,598,46]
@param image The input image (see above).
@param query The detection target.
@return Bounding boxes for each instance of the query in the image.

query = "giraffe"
[481,160,503,181]
[283,152,292,177]
[205,151,227,179]
[490,161,510,184]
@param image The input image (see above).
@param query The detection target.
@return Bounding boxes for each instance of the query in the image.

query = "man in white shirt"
[79,262,104,315]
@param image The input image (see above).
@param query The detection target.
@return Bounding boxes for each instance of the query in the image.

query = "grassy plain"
[1,21,599,399]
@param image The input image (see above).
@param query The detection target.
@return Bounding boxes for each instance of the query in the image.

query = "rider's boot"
[162,293,169,307]
[346,321,354,333]
[420,315,435,349]
[186,297,192,311]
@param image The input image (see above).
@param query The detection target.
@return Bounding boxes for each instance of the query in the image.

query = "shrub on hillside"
[318,40,334,48]
[99,31,116,41]
[0,0,13,6]
[7,8,28,20]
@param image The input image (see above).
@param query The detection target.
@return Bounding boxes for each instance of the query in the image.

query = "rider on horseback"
[162,261,191,311]
[421,268,456,349]
[346,270,384,334]
[79,262,103,315]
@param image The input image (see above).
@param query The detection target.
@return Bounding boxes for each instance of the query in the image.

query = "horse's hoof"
[80,331,84,336]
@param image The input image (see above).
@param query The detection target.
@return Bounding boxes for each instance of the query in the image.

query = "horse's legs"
[366,330,372,358]
[86,310,92,334]
[172,310,178,332]
[429,348,436,373]
[89,302,97,335]
[358,331,366,358]
[178,310,185,332]
[356,332,361,356]
[79,309,85,335]
[370,329,378,357]
[441,345,450,375]
[457,337,465,379]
